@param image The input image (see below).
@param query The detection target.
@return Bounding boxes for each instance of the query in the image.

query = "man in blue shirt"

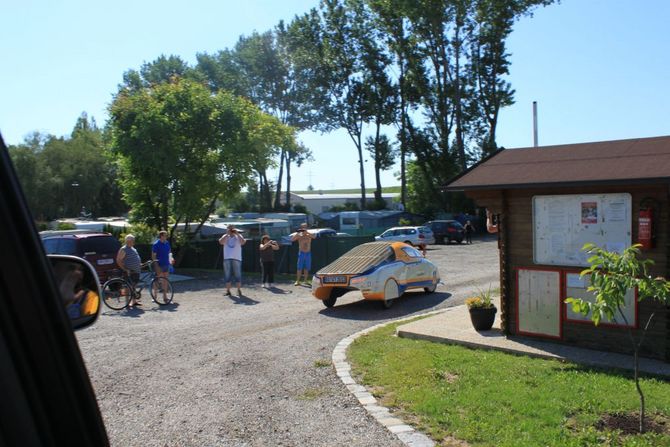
[152,231,173,302]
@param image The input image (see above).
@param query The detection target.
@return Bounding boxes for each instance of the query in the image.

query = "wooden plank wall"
[479,185,669,361]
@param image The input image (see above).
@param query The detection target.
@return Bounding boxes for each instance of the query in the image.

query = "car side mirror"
[48,255,101,331]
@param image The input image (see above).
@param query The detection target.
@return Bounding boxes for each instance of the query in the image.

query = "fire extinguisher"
[638,207,654,249]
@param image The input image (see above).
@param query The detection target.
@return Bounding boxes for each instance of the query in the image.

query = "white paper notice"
[566,273,586,289]
[605,201,626,222]
[548,201,568,231]
[550,233,564,255]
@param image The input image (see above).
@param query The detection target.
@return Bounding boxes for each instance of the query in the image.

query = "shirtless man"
[291,223,316,286]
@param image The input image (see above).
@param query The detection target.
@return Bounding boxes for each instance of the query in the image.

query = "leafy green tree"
[365,134,396,205]
[197,29,314,211]
[469,0,555,156]
[121,54,202,91]
[9,115,125,221]
[366,0,555,212]
[566,244,670,433]
[108,78,293,238]
[293,0,381,209]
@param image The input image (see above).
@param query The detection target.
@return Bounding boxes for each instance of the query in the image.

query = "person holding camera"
[291,223,316,286]
[259,234,279,288]
[219,225,246,296]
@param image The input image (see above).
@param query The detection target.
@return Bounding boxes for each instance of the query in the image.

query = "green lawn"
[348,322,670,447]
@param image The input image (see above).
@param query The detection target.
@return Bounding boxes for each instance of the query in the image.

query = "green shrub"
[56,222,76,230]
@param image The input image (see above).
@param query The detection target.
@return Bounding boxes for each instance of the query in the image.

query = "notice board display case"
[533,193,632,267]
[564,271,638,328]
[516,268,562,339]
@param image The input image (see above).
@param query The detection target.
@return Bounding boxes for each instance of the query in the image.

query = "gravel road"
[76,236,500,446]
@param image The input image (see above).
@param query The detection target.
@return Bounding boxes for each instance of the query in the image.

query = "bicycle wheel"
[150,277,174,305]
[102,278,131,310]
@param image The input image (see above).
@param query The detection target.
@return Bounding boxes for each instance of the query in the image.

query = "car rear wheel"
[424,282,437,293]
[382,279,399,309]
[404,240,413,246]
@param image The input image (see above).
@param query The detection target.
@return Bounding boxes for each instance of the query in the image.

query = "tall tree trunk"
[273,149,286,210]
[454,13,466,171]
[357,132,366,210]
[285,155,292,211]
[374,119,382,202]
[399,71,407,209]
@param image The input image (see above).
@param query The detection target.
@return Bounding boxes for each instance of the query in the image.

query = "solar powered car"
[311,241,440,309]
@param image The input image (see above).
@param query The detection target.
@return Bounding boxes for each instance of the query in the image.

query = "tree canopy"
[108,78,295,231]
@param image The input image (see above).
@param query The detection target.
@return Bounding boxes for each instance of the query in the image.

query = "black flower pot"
[468,306,497,331]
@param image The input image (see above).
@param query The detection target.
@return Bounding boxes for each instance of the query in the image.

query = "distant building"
[281,192,400,215]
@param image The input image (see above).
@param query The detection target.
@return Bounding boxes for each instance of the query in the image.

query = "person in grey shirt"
[116,234,143,307]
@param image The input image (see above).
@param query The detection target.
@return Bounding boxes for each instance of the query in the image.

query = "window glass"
[80,237,120,254]
[402,247,422,258]
[42,238,59,254]
[59,239,78,255]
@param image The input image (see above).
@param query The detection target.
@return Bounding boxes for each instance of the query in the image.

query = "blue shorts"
[158,264,170,273]
[297,251,311,272]
[223,259,242,284]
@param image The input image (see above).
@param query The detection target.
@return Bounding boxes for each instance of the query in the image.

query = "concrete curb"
[332,309,450,447]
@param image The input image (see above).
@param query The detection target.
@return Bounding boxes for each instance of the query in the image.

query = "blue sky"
[1,0,669,190]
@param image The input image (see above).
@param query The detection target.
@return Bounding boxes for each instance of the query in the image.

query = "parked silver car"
[374,226,436,246]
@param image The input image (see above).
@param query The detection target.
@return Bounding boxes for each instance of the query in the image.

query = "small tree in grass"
[566,243,670,433]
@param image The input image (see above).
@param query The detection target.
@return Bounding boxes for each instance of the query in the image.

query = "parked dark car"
[425,220,465,244]
[40,231,121,283]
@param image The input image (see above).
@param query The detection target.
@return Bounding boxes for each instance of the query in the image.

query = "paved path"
[396,297,670,377]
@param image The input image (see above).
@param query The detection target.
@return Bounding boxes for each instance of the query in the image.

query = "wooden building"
[445,136,670,361]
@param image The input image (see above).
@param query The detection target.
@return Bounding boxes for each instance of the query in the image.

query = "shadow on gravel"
[318,291,452,321]
[228,293,260,305]
[267,286,292,295]
[101,301,181,317]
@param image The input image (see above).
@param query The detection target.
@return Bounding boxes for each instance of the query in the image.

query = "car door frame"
[0,135,109,446]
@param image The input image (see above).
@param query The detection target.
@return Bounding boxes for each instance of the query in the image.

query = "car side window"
[42,238,59,254]
[402,247,422,258]
[406,229,416,235]
[381,230,392,237]
[59,239,78,255]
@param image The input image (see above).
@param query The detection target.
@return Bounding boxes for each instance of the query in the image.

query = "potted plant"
[465,286,497,331]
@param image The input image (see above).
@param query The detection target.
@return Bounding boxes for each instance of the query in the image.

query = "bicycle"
[102,260,174,310]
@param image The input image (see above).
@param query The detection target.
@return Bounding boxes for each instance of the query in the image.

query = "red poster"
[581,202,597,224]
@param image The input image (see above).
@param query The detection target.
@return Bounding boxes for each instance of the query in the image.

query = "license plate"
[323,275,347,284]
[97,258,114,265]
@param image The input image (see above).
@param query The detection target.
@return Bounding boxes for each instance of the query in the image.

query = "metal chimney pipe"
[533,101,538,147]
